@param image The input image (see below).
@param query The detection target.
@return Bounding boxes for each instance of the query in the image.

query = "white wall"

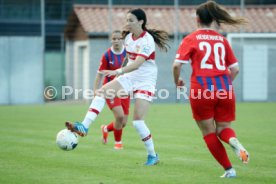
[0,37,44,104]
[228,33,276,102]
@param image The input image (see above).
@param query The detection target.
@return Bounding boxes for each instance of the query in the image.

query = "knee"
[200,125,216,136]
[115,114,124,123]
[216,127,223,135]
[202,128,215,136]
[122,119,127,127]
[216,124,231,135]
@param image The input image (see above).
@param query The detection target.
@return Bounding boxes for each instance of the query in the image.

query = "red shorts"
[189,88,235,122]
[106,96,130,115]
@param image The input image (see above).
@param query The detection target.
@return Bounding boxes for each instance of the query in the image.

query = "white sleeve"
[138,37,155,58]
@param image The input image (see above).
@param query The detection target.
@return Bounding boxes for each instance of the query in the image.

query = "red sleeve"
[224,39,238,68]
[98,52,108,71]
[175,36,193,63]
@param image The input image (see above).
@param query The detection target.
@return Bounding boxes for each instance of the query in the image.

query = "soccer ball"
[56,129,78,151]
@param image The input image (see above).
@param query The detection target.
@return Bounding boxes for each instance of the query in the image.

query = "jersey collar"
[197,28,218,33]
[131,31,146,41]
[111,46,125,54]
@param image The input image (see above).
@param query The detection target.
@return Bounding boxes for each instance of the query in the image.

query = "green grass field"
[0,102,276,184]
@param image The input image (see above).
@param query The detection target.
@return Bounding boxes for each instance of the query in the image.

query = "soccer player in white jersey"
[65,8,169,166]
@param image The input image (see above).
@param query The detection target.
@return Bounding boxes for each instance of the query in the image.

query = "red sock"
[106,122,114,132]
[219,128,236,144]
[204,133,232,170]
[114,128,123,142]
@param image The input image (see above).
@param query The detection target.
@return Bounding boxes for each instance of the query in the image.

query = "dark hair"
[196,0,247,27]
[122,8,170,52]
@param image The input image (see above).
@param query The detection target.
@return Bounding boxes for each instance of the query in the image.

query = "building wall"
[66,35,276,103]
[230,35,276,102]
[65,41,74,99]
[44,52,65,100]
[88,38,110,91]
[0,37,44,104]
[268,48,276,101]
[66,39,100,100]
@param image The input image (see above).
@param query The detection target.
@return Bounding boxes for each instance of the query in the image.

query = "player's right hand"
[177,77,185,87]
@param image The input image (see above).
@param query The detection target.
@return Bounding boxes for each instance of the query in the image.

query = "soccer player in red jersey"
[93,30,130,149]
[172,1,249,178]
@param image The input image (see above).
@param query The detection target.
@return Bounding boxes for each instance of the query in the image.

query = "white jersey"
[116,31,158,101]
[124,31,157,85]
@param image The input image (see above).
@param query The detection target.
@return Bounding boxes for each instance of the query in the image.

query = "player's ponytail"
[196,0,247,26]
[144,28,170,52]
[122,30,130,40]
[127,8,170,52]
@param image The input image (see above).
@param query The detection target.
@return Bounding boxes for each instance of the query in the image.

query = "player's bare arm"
[229,65,239,81]
[172,62,184,86]
[121,55,129,67]
[93,72,104,95]
[102,56,145,77]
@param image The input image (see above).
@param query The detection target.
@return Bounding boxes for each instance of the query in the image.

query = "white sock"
[82,96,106,128]
[133,120,156,156]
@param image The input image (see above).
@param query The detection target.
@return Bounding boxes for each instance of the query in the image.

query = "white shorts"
[116,75,156,102]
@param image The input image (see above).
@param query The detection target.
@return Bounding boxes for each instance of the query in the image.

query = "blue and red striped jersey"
[98,47,126,84]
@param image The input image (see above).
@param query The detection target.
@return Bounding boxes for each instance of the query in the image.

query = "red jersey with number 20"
[175,29,238,91]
